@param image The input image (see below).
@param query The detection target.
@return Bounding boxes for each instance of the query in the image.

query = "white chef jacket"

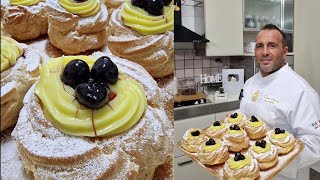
[239,63,320,179]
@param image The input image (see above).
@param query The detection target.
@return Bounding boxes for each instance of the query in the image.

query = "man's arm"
[281,89,320,178]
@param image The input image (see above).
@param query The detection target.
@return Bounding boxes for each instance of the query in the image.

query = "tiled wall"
[174,49,255,83]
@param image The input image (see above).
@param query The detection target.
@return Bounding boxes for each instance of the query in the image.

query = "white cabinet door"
[204,0,243,56]
[174,155,218,180]
[174,114,215,157]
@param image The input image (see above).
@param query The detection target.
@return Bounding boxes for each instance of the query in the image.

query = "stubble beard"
[257,57,285,77]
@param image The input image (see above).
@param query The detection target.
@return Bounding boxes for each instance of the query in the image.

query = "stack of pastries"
[1,1,175,179]
[180,112,298,179]
[1,36,41,132]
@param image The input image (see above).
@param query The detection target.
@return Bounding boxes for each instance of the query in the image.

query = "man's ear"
[283,46,288,57]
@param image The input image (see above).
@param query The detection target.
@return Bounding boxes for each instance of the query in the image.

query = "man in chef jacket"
[240,24,320,179]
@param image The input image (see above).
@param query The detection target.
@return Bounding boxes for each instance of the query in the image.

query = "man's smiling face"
[255,29,288,77]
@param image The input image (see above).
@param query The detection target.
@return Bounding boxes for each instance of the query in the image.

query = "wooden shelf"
[174,92,207,103]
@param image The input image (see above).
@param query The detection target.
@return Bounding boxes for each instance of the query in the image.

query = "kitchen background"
[174,0,319,179]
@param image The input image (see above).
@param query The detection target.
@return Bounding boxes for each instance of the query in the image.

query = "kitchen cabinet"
[204,0,243,56]
[204,0,294,56]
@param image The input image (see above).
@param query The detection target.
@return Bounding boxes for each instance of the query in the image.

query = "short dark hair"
[260,24,287,47]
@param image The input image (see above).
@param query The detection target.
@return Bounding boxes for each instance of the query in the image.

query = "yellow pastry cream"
[1,36,23,72]
[59,0,101,17]
[271,130,288,140]
[187,128,204,140]
[247,115,263,127]
[120,0,174,35]
[35,56,147,137]
[226,129,244,135]
[226,113,243,123]
[252,141,271,153]
[202,140,222,153]
[209,123,226,131]
[227,155,252,170]
[10,0,43,6]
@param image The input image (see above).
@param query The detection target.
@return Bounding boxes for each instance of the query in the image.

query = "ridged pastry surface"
[46,0,108,54]
[1,0,48,40]
[106,6,174,78]
[223,155,260,180]
[12,52,173,179]
[1,42,41,132]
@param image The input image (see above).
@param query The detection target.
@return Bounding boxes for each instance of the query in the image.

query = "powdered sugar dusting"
[1,138,32,180]
[9,51,173,179]
[78,2,108,27]
[106,6,174,78]
[0,81,16,96]
[2,1,46,15]
[26,38,50,63]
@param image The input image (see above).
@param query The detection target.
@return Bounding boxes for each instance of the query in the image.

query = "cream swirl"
[0,36,23,72]
[223,154,260,180]
[181,128,208,152]
[223,129,250,152]
[267,130,295,147]
[205,123,228,139]
[197,140,229,165]
[120,1,174,35]
[10,0,42,6]
[59,0,101,17]
[250,143,278,162]
[244,119,268,139]
[35,55,147,137]
[224,112,246,128]
[224,129,248,143]
[106,6,174,78]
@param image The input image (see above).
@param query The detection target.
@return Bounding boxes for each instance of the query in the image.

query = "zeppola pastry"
[250,140,278,170]
[205,121,228,140]
[267,128,295,155]
[181,128,208,153]
[223,125,250,152]
[103,0,124,22]
[224,112,246,128]
[104,0,124,9]
[244,115,268,140]
[12,52,173,179]
[223,152,260,180]
[46,0,108,54]
[197,138,229,165]
[1,36,41,132]
[106,0,174,78]
[1,0,48,41]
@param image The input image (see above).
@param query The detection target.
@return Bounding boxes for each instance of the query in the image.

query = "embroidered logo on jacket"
[251,90,260,102]
[264,95,279,104]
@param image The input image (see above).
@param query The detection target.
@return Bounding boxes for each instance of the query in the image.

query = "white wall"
[294,0,320,93]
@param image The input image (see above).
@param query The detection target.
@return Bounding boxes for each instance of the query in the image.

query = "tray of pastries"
[1,0,175,179]
[179,112,304,180]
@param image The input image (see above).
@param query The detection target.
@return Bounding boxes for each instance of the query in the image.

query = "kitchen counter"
[174,100,240,121]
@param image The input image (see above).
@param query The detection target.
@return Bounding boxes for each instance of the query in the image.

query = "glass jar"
[182,78,197,95]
